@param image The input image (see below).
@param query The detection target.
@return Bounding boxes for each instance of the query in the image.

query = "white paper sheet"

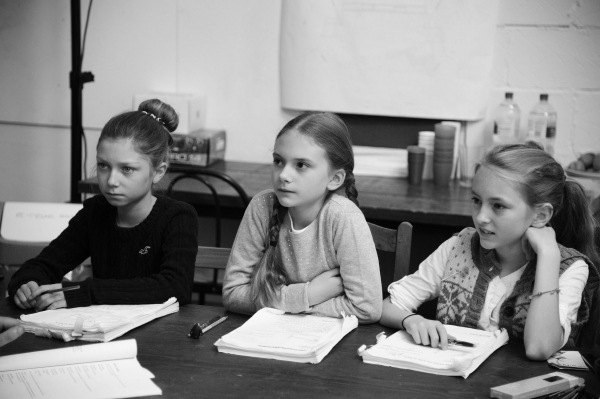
[0,359,160,399]
[215,308,358,363]
[353,146,407,177]
[20,297,178,342]
[0,339,137,372]
[280,0,499,120]
[0,340,161,399]
[548,351,589,371]
[361,325,509,378]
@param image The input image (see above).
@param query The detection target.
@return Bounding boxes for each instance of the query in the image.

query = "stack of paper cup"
[418,131,435,180]
[433,123,457,186]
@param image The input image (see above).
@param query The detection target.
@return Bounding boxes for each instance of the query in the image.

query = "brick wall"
[485,0,600,165]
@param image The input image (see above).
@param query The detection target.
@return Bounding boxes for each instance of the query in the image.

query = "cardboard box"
[133,93,207,134]
[170,129,226,167]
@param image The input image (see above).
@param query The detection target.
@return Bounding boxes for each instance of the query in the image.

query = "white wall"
[0,0,297,202]
[0,0,599,202]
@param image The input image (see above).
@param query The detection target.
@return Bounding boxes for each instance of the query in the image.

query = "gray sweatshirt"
[223,190,382,324]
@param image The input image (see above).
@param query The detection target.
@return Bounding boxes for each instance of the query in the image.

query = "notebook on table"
[19,297,178,342]
[215,307,358,364]
[0,339,162,399]
[359,324,509,378]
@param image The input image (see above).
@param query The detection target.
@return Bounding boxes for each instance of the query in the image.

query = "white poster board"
[280,0,499,120]
[1,202,82,242]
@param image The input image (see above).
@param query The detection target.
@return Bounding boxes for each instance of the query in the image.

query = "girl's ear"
[327,169,346,191]
[153,162,168,184]
[531,203,553,228]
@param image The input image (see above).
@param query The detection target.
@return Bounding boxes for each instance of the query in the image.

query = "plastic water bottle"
[493,92,521,145]
[527,94,557,156]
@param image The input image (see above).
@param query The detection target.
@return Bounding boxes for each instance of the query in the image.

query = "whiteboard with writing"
[280,0,499,120]
[1,202,83,242]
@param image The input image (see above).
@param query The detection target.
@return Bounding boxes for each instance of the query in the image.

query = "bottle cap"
[505,92,513,99]
[540,93,548,101]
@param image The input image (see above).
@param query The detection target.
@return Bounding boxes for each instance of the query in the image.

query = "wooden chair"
[166,167,250,305]
[194,246,231,305]
[367,221,413,298]
[194,246,231,277]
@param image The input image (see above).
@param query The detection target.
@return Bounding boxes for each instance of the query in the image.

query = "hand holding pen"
[30,285,80,312]
[14,282,79,312]
[402,314,476,350]
[402,314,451,350]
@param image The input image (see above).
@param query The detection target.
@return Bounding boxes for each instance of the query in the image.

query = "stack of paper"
[20,297,178,342]
[0,339,161,399]
[215,308,358,364]
[548,351,589,371]
[353,146,408,178]
[359,325,509,378]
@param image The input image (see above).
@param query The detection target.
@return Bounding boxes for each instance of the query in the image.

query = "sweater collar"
[113,195,167,236]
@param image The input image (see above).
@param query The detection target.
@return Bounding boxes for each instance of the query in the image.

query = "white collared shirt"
[479,264,526,331]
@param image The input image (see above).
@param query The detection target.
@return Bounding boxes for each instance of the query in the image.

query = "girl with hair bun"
[10,99,199,310]
[223,112,382,323]
[381,141,599,360]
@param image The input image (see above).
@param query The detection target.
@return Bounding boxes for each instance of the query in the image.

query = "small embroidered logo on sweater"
[139,246,151,255]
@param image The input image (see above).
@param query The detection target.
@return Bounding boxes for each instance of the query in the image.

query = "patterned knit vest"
[436,228,593,344]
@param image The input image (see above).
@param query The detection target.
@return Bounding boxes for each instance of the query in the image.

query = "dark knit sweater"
[8,195,198,308]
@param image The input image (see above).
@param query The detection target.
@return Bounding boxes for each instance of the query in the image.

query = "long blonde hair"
[249,112,358,307]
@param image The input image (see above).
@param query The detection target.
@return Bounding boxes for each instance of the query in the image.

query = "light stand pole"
[70,0,94,203]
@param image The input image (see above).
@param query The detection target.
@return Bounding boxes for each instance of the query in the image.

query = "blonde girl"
[223,112,382,323]
[381,142,599,360]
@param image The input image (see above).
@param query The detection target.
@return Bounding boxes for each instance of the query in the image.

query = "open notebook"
[19,297,178,342]
[215,307,358,364]
[359,325,509,378]
[0,339,161,399]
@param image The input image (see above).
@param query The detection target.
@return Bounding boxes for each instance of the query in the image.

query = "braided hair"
[249,112,358,307]
[476,141,600,268]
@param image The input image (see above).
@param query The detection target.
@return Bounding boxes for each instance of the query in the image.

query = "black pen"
[29,285,80,301]
[188,315,228,339]
[447,335,476,347]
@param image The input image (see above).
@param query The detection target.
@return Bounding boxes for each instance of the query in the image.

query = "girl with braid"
[223,112,382,323]
[381,142,599,360]
[10,99,198,311]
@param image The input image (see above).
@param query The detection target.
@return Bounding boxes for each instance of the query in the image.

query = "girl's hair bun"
[138,98,179,133]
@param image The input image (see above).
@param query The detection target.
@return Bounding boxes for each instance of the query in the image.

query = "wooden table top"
[79,161,475,227]
[2,301,597,399]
